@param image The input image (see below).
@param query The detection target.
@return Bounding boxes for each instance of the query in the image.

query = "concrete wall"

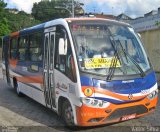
[140,29,160,72]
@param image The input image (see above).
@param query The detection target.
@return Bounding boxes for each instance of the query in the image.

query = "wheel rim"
[64,105,74,125]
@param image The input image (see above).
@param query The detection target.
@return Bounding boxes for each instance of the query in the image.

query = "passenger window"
[10,38,18,59]
[29,32,43,61]
[18,36,28,61]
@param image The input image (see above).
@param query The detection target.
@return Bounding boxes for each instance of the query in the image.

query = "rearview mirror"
[59,38,67,55]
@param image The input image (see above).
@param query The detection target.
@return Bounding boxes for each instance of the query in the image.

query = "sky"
[4,0,160,18]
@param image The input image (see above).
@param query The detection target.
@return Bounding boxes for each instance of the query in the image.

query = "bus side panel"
[54,69,82,125]
[9,60,46,105]
[7,29,46,105]
[19,81,45,105]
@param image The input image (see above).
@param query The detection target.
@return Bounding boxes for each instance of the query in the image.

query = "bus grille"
[103,105,148,122]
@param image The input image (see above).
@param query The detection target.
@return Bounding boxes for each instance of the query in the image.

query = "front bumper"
[76,96,158,126]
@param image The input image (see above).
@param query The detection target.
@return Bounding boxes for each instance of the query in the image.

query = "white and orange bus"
[2,18,158,126]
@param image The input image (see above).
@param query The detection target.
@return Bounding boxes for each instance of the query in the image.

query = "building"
[130,8,160,72]
[144,10,158,17]
[92,13,132,23]
[116,13,132,23]
[95,14,115,19]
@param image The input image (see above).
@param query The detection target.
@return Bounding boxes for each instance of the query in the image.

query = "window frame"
[18,35,28,61]
[10,37,18,59]
[28,31,43,62]
[54,25,77,82]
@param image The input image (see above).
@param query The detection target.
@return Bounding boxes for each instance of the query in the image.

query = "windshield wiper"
[106,37,145,81]
[106,52,118,81]
[106,38,121,81]
[117,39,145,77]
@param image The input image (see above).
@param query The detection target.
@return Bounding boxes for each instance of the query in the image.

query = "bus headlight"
[147,89,158,100]
[80,97,110,108]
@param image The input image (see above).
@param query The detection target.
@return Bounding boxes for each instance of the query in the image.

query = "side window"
[10,38,18,59]
[55,26,66,73]
[66,42,75,81]
[29,32,43,61]
[18,36,28,61]
[55,25,76,82]
[44,34,49,69]
[50,33,55,70]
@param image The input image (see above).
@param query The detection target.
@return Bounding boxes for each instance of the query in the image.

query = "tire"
[62,101,75,127]
[13,79,24,97]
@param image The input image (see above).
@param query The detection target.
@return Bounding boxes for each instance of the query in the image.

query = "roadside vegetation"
[0,0,84,47]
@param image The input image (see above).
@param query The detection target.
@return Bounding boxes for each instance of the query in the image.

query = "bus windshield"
[70,21,151,76]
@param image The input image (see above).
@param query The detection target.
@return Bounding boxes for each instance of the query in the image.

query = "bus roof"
[65,17,130,26]
[20,23,45,36]
[4,17,130,38]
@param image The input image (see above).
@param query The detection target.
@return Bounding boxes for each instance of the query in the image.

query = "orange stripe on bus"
[9,59,18,68]
[10,31,19,37]
[82,86,147,101]
[95,87,147,101]
[16,76,43,84]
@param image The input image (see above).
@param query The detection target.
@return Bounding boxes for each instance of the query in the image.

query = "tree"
[32,0,69,22]
[0,0,10,47]
[0,0,41,47]
[32,0,84,22]
[2,9,41,32]
[0,18,10,35]
[0,0,6,13]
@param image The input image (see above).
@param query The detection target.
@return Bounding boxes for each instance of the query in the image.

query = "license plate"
[121,114,136,121]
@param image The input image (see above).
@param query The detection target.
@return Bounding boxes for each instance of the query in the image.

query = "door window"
[55,25,76,82]
[50,33,55,70]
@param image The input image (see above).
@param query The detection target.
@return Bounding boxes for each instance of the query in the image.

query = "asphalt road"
[0,73,159,132]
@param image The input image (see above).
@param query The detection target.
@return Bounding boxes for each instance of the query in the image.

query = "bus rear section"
[67,19,158,126]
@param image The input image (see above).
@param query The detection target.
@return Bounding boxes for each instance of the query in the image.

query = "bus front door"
[44,31,56,109]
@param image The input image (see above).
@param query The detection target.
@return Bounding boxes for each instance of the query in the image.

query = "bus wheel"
[13,78,24,97]
[62,101,74,126]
